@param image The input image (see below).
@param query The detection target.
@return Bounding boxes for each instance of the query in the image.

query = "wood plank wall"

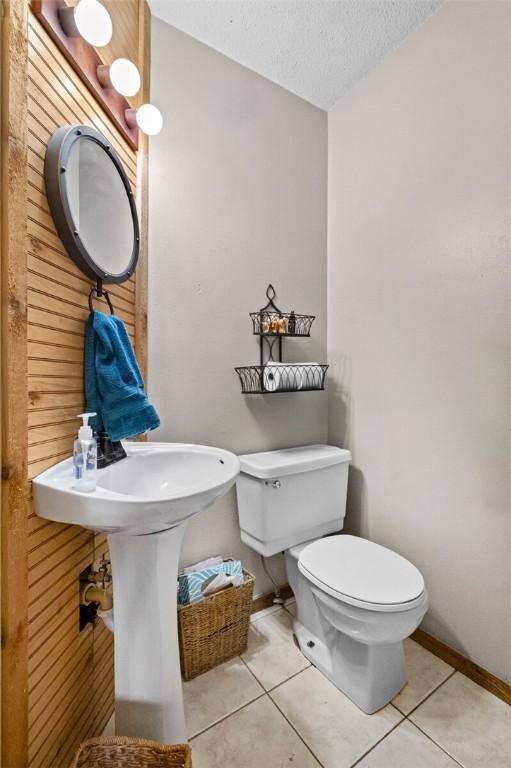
[2,3,149,766]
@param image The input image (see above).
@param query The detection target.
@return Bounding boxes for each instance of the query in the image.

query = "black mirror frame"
[44,124,140,284]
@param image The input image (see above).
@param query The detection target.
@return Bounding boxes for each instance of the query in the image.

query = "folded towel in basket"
[202,572,244,597]
[183,556,223,575]
[178,560,243,605]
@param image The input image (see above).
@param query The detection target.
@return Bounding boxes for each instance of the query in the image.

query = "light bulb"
[135,104,163,136]
[74,0,112,47]
[109,58,141,97]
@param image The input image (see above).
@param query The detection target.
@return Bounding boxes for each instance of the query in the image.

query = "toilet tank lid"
[239,444,351,479]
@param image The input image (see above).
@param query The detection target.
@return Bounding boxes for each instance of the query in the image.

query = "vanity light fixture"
[97,58,141,97]
[59,0,113,48]
[125,104,164,136]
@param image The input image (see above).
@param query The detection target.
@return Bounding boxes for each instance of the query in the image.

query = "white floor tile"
[241,608,309,690]
[183,656,264,738]
[271,666,403,768]
[410,672,511,768]
[190,695,321,767]
[357,719,460,767]
[392,638,454,715]
[250,603,282,623]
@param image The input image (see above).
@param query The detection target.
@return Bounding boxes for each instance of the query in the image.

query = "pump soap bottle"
[73,413,97,492]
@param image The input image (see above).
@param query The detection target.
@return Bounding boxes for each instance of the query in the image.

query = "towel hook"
[89,279,115,315]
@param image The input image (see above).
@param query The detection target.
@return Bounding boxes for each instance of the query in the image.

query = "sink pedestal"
[33,442,240,743]
[108,523,188,743]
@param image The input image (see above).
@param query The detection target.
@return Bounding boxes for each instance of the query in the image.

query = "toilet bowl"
[286,536,428,712]
[235,444,428,713]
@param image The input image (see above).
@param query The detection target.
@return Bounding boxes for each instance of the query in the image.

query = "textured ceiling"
[148,0,442,109]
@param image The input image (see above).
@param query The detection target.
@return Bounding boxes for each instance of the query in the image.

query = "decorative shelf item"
[250,310,315,337]
[235,284,328,395]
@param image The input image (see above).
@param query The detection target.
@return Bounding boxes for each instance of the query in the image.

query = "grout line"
[242,638,461,768]
[349,670,461,767]
[239,654,269,690]
[349,717,405,768]
[187,627,469,767]
[239,644,311,694]
[189,654,313,744]
[188,689,268,741]
[267,692,326,767]
[404,718,465,768]
[265,663,312,694]
[400,668,457,718]
[350,670,461,768]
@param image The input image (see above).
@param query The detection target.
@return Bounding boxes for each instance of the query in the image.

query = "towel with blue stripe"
[178,559,243,605]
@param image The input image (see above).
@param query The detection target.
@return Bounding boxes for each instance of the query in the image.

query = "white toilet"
[236,444,428,713]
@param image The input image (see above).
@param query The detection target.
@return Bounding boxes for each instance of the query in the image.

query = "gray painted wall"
[327,0,510,680]
[148,1,510,680]
[148,19,328,594]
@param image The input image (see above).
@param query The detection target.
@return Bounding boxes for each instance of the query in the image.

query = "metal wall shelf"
[235,363,328,395]
[235,285,328,395]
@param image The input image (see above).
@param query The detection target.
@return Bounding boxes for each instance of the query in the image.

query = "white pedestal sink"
[33,442,240,743]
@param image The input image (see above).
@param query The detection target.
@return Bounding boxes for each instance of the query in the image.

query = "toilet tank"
[236,445,351,557]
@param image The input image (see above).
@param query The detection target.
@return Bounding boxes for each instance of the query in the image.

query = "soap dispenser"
[73,413,97,492]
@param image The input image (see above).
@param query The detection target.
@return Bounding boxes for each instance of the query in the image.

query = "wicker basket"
[178,569,255,680]
[71,737,191,768]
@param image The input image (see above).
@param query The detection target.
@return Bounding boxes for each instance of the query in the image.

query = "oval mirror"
[44,124,139,284]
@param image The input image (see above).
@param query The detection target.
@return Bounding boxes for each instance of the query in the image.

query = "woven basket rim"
[74,736,191,750]
[71,735,192,767]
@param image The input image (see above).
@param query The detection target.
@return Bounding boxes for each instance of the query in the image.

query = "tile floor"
[185,601,511,768]
[103,600,510,767]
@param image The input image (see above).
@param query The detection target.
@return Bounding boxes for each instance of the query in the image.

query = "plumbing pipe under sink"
[82,583,113,609]
[82,583,115,631]
[98,607,115,632]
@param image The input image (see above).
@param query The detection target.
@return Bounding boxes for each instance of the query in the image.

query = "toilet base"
[293,618,406,713]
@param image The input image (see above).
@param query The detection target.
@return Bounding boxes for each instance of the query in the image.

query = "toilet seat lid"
[298,535,425,607]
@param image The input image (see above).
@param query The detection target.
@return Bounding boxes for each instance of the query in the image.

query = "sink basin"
[33,441,240,534]
[33,441,240,744]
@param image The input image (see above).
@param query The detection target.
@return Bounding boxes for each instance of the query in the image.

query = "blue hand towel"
[85,310,160,441]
